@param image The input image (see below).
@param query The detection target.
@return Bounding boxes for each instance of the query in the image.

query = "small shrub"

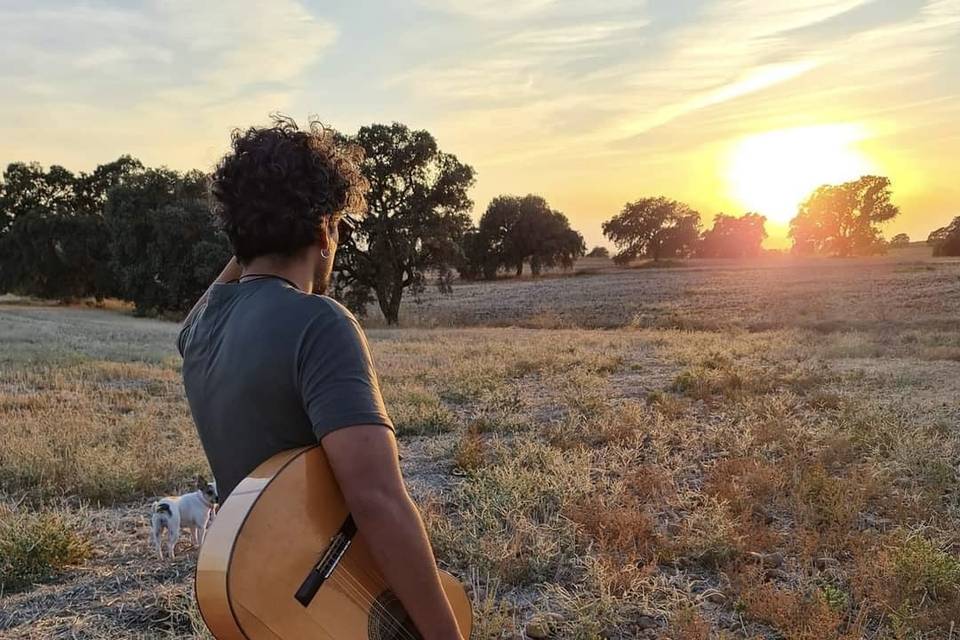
[468,576,518,639]
[623,464,677,505]
[566,496,660,564]
[890,535,960,602]
[0,504,91,593]
[542,556,656,639]
[671,498,745,568]
[453,428,487,472]
[645,390,689,418]
[705,457,784,520]
[733,566,849,640]
[851,531,960,633]
[560,371,608,419]
[793,465,866,534]
[672,359,828,401]
[669,606,710,640]
[819,582,850,612]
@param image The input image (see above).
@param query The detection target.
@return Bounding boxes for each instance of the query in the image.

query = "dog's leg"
[197,512,210,546]
[167,526,179,559]
[150,516,164,559]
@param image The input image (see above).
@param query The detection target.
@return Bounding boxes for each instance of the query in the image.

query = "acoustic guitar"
[196,445,473,639]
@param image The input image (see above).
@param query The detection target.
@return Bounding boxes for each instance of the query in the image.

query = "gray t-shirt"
[178,277,393,501]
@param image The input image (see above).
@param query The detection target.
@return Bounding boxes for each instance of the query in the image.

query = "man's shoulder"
[281,293,362,342]
[290,293,357,324]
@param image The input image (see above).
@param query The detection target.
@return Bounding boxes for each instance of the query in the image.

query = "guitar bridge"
[294,515,357,607]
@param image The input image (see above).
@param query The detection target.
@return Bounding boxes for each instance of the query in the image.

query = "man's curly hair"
[211,115,367,263]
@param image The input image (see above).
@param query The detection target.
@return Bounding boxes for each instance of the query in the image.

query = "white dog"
[150,475,218,559]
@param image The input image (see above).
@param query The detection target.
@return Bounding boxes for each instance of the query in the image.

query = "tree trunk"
[515,262,523,277]
[530,255,542,276]
[376,278,404,325]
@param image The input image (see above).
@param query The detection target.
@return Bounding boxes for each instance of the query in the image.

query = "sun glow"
[726,124,875,225]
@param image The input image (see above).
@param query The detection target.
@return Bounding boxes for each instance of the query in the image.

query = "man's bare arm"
[322,425,464,640]
[181,257,242,331]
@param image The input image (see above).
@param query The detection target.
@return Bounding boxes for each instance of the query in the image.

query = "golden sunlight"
[726,124,875,224]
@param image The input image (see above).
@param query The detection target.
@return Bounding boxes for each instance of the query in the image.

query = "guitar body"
[196,446,472,639]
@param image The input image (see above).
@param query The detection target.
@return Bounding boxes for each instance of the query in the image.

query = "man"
[178,116,463,639]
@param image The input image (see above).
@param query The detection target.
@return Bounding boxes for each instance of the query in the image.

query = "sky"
[1,0,958,249]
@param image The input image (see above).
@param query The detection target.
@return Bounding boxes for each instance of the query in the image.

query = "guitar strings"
[328,575,417,640]
[340,554,425,639]
[329,570,419,640]
[327,567,420,640]
[334,543,428,639]
[338,542,453,640]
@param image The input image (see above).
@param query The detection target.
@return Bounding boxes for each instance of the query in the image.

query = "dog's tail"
[153,501,172,516]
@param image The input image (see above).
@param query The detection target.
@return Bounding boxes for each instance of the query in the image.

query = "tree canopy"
[698,212,767,258]
[586,246,609,258]
[889,233,911,247]
[462,194,584,279]
[789,175,900,256]
[602,197,701,264]
[104,168,230,315]
[334,122,475,324]
[0,157,143,300]
[929,217,960,257]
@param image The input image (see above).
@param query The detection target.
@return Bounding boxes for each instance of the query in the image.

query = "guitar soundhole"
[368,591,421,640]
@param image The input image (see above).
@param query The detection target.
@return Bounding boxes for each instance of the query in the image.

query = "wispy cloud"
[406,0,959,164]
[416,0,559,21]
[0,0,336,166]
[501,20,650,52]
[390,16,648,108]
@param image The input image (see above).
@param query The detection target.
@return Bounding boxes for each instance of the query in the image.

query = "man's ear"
[316,218,332,247]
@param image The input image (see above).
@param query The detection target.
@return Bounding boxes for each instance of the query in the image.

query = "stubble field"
[2,249,960,639]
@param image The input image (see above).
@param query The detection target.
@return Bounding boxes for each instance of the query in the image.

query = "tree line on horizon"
[1,122,958,323]
[601,175,960,265]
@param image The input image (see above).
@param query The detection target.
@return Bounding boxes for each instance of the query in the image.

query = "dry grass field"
[394,247,959,333]
[2,249,960,639]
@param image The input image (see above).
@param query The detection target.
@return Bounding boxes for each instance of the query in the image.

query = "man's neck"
[240,255,314,293]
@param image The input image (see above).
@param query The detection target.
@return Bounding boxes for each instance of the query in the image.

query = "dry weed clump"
[667,606,711,640]
[452,427,487,472]
[850,530,960,634]
[466,575,519,639]
[731,565,856,640]
[670,497,747,569]
[0,502,91,593]
[424,441,590,587]
[702,457,785,553]
[548,398,656,450]
[565,495,660,566]
[540,555,666,640]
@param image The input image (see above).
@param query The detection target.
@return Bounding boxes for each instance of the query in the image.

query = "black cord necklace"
[236,273,302,291]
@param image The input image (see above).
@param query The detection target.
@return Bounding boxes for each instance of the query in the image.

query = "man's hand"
[322,425,465,640]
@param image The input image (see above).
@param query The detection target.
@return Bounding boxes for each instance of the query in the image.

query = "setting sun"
[726,124,876,225]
